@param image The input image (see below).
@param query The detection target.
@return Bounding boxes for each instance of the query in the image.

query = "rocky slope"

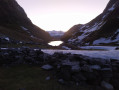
[62,0,119,46]
[0,0,51,43]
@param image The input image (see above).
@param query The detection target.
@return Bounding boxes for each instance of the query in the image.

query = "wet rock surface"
[0,48,119,90]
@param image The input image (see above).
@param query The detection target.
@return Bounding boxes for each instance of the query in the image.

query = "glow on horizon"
[16,0,109,32]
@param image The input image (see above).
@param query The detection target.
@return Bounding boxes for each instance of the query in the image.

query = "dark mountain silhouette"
[62,0,119,45]
[0,0,51,43]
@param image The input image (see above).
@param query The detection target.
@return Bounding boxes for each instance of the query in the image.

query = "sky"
[16,0,109,32]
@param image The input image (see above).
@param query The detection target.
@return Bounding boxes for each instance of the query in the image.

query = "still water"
[48,41,63,46]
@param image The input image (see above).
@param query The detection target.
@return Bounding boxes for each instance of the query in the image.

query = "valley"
[0,0,119,90]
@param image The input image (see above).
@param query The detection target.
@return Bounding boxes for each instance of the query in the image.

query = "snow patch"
[93,38,112,45]
[1,48,8,50]
[108,4,115,11]
[68,38,76,42]
[21,26,28,31]
[69,21,106,44]
[102,13,109,19]
[62,46,71,50]
[5,37,9,41]
[85,43,90,45]
[80,46,117,50]
[93,29,119,45]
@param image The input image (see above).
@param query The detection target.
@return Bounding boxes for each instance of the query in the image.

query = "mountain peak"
[63,0,119,46]
[0,0,31,25]
[0,0,51,43]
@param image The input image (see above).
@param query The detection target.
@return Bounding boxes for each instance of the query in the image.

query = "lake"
[48,41,63,46]
[42,49,119,60]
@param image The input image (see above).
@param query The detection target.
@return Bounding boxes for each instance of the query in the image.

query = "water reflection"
[48,41,63,46]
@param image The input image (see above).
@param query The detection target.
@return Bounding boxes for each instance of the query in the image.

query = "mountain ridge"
[0,0,51,43]
[62,0,119,46]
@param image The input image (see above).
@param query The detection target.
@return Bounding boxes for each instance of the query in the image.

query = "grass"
[0,65,90,90]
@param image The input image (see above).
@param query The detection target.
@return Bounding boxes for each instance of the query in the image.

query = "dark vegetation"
[0,65,89,90]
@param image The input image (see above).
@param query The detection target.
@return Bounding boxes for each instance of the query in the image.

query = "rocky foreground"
[0,47,119,90]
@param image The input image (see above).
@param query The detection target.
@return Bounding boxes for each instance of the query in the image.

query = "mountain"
[62,0,119,46]
[47,30,64,39]
[0,0,51,43]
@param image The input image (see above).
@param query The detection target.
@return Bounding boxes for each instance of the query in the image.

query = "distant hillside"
[0,0,51,43]
[62,0,119,46]
[47,30,64,39]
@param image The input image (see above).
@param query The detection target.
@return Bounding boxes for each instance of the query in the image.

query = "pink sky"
[16,0,109,31]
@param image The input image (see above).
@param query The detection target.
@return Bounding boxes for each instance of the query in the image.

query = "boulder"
[58,65,72,81]
[72,73,87,82]
[41,64,53,70]
[115,47,119,50]
[90,65,101,70]
[81,65,93,72]
[101,81,114,90]
[45,76,51,81]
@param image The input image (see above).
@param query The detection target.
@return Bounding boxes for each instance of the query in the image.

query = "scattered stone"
[101,68,112,71]
[115,46,119,50]
[41,64,53,70]
[71,65,81,72]
[81,65,93,72]
[58,79,65,84]
[76,82,79,86]
[45,76,51,80]
[58,65,71,81]
[101,81,114,90]
[72,73,87,82]
[90,65,101,70]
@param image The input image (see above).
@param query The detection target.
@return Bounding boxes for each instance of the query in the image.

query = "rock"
[41,64,53,70]
[88,58,109,65]
[115,47,119,50]
[101,68,112,72]
[58,79,65,84]
[113,61,119,64]
[101,81,114,90]
[35,49,43,55]
[101,68,113,79]
[58,65,72,81]
[71,65,81,72]
[83,72,99,83]
[62,60,80,72]
[80,61,87,66]
[102,64,111,68]
[90,65,101,70]
[81,65,93,72]
[45,76,51,80]
[76,82,79,86]
[72,73,87,82]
